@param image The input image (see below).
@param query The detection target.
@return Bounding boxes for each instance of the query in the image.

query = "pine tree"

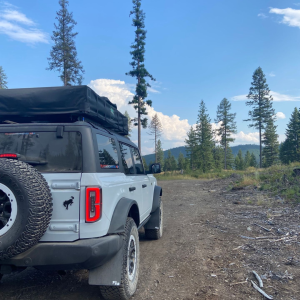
[126,0,155,151]
[215,98,237,169]
[235,149,244,170]
[213,146,224,171]
[244,151,251,169]
[148,114,163,162]
[262,118,279,167]
[245,67,274,168]
[156,139,164,170]
[170,155,177,171]
[178,152,185,171]
[196,100,215,173]
[280,108,300,164]
[47,0,84,86]
[142,157,147,170]
[226,147,235,170]
[249,153,258,168]
[124,111,133,138]
[164,150,172,171]
[0,66,8,89]
[185,127,198,170]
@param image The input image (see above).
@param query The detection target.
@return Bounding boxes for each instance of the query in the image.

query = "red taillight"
[86,187,102,223]
[0,153,18,158]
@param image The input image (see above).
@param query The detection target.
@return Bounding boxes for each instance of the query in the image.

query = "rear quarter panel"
[80,173,136,239]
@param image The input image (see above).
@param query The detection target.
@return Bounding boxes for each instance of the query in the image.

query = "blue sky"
[1,0,300,154]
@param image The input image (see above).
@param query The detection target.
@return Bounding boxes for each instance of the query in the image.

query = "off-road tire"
[145,201,163,240]
[0,159,53,260]
[99,217,139,300]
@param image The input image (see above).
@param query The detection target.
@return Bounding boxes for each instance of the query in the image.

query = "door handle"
[129,187,136,192]
[142,184,147,188]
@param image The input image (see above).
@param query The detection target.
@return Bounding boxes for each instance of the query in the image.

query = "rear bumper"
[0,235,123,271]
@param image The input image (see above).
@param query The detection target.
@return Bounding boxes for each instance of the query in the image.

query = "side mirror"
[150,163,161,174]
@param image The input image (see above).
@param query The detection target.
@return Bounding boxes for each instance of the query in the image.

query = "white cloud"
[258,13,268,19]
[269,72,276,77]
[232,131,259,145]
[232,91,300,102]
[0,3,48,43]
[88,78,191,153]
[276,112,286,119]
[269,7,300,28]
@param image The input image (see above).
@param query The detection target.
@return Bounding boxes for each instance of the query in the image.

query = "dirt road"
[0,178,299,299]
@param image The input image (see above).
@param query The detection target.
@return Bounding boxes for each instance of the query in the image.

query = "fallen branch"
[233,245,243,250]
[253,223,272,233]
[255,236,277,240]
[240,235,255,240]
[251,280,273,299]
[252,270,263,288]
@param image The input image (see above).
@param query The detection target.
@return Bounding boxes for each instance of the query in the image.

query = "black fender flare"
[151,185,162,213]
[107,198,139,234]
[144,186,162,230]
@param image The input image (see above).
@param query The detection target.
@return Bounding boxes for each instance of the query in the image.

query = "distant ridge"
[143,144,260,165]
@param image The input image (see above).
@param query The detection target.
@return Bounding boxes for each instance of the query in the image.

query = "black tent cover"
[0,85,128,135]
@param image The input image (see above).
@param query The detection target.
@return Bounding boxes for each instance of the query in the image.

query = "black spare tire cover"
[0,159,53,260]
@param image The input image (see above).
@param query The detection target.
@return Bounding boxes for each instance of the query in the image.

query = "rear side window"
[132,147,144,174]
[119,143,134,175]
[0,132,82,172]
[96,134,119,169]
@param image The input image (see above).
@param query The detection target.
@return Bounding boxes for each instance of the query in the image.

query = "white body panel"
[40,172,157,242]
[40,173,82,242]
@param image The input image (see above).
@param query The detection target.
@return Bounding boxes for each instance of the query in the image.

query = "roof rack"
[0,86,128,136]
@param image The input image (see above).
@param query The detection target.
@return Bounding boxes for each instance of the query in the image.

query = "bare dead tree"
[148,114,163,163]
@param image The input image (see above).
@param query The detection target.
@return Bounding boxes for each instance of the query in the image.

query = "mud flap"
[144,203,161,230]
[89,246,123,286]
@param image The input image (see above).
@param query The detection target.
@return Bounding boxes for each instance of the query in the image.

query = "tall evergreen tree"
[0,66,8,89]
[280,108,300,164]
[185,126,198,170]
[124,111,133,138]
[126,0,155,151]
[235,149,245,170]
[226,147,235,170]
[244,150,251,169]
[249,153,258,168]
[262,118,279,167]
[196,100,215,173]
[213,146,224,171]
[215,98,237,169]
[47,0,84,86]
[245,67,274,168]
[178,152,185,171]
[156,139,164,169]
[148,114,163,162]
[164,150,172,171]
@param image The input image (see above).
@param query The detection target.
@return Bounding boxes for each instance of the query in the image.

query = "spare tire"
[0,159,53,260]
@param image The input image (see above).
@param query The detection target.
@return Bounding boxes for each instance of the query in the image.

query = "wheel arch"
[107,198,140,234]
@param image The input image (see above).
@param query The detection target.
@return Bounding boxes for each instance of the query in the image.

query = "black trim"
[138,215,151,230]
[0,235,123,271]
[107,198,139,234]
[151,186,163,213]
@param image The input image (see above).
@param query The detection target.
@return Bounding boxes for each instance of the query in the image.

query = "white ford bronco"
[0,86,163,300]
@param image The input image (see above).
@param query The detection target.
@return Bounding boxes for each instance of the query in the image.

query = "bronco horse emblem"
[63,196,74,210]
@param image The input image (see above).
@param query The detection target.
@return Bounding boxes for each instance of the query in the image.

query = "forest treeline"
[147,67,300,173]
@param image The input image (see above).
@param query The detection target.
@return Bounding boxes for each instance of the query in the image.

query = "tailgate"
[40,173,82,242]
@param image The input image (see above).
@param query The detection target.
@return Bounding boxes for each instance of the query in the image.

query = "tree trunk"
[138,95,141,152]
[259,127,262,168]
[155,129,157,163]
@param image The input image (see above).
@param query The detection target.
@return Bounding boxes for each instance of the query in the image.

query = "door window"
[132,147,145,174]
[119,143,135,175]
[96,134,119,169]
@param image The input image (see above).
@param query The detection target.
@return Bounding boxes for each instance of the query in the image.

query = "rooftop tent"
[0,85,129,136]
